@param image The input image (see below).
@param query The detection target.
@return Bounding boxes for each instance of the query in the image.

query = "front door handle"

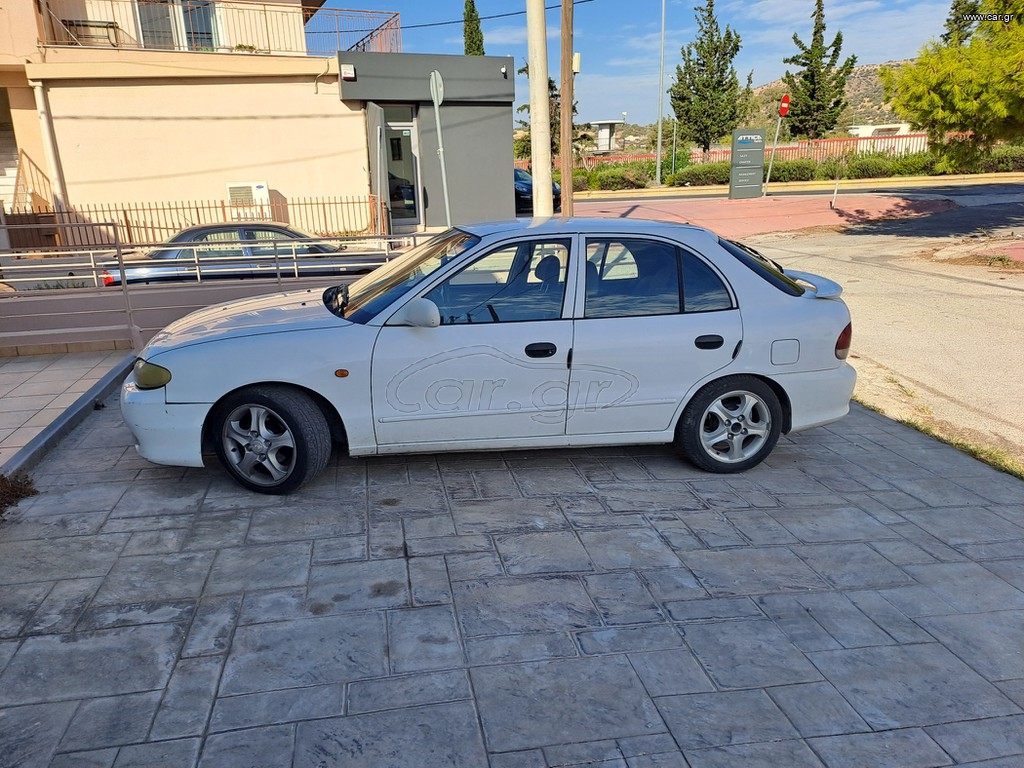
[525,342,557,358]
[695,334,724,350]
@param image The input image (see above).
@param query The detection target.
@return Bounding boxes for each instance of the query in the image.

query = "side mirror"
[388,297,441,328]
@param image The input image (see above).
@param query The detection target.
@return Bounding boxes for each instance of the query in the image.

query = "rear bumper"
[120,378,209,467]
[773,363,857,433]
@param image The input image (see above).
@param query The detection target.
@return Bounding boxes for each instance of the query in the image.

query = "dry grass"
[0,472,38,518]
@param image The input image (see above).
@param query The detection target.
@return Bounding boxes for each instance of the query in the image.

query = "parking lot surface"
[2,390,1023,767]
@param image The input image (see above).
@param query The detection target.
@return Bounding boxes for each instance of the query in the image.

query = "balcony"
[37,0,401,57]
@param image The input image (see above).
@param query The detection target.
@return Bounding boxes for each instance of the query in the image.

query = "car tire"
[676,376,782,473]
[212,385,331,494]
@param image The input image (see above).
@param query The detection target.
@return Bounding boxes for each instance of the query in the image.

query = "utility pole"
[655,0,666,184]
[526,0,553,216]
[559,0,574,217]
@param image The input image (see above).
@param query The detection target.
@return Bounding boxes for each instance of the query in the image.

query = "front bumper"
[120,378,210,467]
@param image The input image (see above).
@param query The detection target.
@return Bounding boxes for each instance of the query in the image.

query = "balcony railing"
[38,0,401,56]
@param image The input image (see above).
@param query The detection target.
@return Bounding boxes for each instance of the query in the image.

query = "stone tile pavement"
[1,390,1024,767]
[0,350,132,470]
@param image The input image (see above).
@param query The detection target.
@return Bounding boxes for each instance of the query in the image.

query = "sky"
[325,0,950,125]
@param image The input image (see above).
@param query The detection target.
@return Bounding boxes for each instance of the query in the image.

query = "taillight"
[101,271,113,286]
[835,322,852,360]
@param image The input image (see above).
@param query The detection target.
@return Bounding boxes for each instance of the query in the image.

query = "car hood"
[144,287,347,356]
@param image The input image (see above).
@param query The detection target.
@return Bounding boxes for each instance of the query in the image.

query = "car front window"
[326,229,480,323]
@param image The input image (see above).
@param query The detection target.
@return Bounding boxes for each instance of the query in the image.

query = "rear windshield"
[718,238,805,296]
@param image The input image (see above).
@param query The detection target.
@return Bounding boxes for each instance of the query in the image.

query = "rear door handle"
[695,334,724,350]
[525,342,557,358]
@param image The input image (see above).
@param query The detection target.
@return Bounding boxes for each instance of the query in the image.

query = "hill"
[753,60,908,130]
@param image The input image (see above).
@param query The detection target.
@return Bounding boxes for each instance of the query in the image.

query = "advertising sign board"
[729,129,765,200]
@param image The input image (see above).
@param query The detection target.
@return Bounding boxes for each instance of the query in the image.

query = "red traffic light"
[779,94,791,117]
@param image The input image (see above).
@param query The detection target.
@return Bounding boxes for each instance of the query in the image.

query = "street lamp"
[656,0,666,184]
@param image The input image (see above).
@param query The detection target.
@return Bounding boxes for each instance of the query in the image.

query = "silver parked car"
[122,217,856,494]
[101,222,373,285]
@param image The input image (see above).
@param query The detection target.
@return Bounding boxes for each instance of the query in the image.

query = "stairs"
[0,127,19,213]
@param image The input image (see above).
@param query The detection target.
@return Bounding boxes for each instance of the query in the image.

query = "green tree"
[881,0,1024,170]
[463,0,485,56]
[514,63,592,160]
[941,0,981,44]
[670,0,750,153]
[781,0,857,139]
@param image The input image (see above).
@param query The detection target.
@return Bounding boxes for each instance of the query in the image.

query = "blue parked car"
[514,168,562,214]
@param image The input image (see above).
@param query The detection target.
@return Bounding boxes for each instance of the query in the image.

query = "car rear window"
[719,238,805,296]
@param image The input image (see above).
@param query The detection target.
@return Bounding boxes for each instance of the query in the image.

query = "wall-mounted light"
[500,65,507,78]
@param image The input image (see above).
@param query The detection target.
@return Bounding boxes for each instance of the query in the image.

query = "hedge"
[668,162,731,187]
[765,158,817,183]
[554,145,1023,191]
[978,145,1024,173]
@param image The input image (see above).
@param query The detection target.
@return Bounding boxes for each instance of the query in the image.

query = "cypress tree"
[941,0,981,44]
[670,0,749,154]
[781,0,857,139]
[464,0,485,56]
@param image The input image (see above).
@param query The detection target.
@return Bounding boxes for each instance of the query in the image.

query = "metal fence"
[37,0,401,56]
[516,133,933,171]
[4,195,388,251]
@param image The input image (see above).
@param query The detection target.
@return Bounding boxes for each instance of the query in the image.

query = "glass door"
[137,0,217,51]
[383,106,420,226]
[138,0,177,49]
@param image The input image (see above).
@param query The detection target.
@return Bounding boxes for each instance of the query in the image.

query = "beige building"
[0,1,411,220]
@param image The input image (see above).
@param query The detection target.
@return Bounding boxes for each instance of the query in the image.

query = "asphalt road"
[577,182,1024,464]
[753,228,1024,462]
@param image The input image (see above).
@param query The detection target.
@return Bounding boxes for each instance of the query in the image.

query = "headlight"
[133,359,172,390]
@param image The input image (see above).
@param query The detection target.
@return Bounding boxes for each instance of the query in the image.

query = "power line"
[402,0,596,31]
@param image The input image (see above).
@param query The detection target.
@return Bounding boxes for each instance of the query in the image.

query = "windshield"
[324,229,480,323]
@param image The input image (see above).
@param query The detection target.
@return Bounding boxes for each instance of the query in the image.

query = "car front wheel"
[212,386,331,494]
[677,376,782,473]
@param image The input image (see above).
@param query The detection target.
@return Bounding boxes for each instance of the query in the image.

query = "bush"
[978,145,1024,173]
[815,156,849,180]
[845,154,895,179]
[890,151,940,176]
[571,169,591,192]
[589,164,652,190]
[669,162,731,186]
[765,159,817,183]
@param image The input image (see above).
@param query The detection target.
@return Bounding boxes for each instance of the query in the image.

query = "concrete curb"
[0,355,135,478]
[571,171,1024,201]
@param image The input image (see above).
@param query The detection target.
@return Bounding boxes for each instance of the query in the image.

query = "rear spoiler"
[785,269,844,299]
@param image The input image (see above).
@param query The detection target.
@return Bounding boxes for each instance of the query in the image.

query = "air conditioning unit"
[226,181,271,221]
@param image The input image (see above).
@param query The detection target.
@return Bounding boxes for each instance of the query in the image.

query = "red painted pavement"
[578,194,956,240]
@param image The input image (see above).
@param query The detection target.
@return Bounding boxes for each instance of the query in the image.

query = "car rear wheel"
[212,386,331,494]
[677,376,782,473]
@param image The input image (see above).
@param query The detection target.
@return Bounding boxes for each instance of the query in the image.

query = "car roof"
[173,222,295,236]
[459,216,708,240]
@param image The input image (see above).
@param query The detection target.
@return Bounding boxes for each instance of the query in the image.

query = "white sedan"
[121,217,855,494]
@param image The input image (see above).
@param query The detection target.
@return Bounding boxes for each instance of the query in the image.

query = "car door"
[245,226,322,278]
[567,236,741,436]
[370,238,575,448]
[171,227,249,280]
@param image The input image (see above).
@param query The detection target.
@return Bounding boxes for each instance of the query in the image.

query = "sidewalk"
[0,350,133,475]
